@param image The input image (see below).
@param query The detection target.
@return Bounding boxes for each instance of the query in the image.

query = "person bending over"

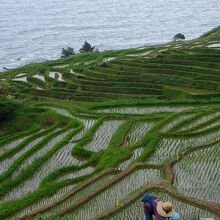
[141,193,181,220]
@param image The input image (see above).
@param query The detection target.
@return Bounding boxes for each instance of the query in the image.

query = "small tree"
[61,47,75,58]
[173,33,185,41]
[79,41,95,53]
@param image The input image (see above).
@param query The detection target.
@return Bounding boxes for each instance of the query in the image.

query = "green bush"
[173,33,185,41]
[61,47,75,58]
[79,41,96,53]
[0,81,15,93]
[0,101,20,123]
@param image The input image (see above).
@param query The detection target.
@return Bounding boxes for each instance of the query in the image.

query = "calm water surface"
[0,0,219,71]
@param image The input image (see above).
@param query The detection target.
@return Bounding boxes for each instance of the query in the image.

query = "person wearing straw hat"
[141,193,180,220]
[155,201,181,220]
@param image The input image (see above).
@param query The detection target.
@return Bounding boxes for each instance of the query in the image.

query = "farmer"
[141,193,181,220]
[155,201,181,220]
[141,194,156,220]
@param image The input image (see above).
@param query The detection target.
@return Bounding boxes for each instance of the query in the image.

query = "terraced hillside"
[0,27,220,220]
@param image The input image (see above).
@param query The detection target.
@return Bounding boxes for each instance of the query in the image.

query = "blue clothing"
[141,194,156,220]
[166,212,181,220]
[144,212,154,220]
[141,194,156,203]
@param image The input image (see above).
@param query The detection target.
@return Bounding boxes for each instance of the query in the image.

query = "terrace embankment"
[0,27,220,220]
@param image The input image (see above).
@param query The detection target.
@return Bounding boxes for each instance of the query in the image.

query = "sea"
[0,0,219,71]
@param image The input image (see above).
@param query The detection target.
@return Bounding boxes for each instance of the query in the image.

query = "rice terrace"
[0,27,220,220]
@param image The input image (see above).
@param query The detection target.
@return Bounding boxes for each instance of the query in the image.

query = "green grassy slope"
[0,27,219,220]
[0,26,220,102]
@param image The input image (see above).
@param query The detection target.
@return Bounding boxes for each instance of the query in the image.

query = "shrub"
[61,47,75,58]
[0,101,20,123]
[173,33,185,41]
[0,81,14,93]
[79,41,96,53]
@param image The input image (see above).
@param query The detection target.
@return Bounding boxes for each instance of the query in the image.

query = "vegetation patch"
[0,27,220,220]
